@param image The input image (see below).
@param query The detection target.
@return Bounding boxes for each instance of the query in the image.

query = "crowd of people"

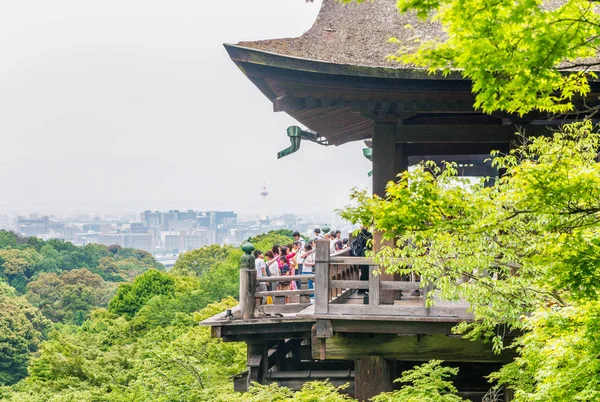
[253,229,350,305]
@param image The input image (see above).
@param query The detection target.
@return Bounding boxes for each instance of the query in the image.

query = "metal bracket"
[277,126,329,159]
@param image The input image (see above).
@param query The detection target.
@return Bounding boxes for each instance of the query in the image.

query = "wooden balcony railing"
[314,240,470,319]
[239,240,471,320]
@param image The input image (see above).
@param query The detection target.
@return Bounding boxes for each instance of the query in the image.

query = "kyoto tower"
[260,184,269,222]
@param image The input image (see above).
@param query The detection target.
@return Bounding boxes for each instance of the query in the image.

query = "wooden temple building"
[202,0,600,400]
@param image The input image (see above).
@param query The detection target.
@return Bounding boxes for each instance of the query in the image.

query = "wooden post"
[368,265,380,306]
[299,277,310,304]
[355,356,392,401]
[246,342,266,389]
[373,231,399,304]
[372,122,396,197]
[314,239,330,314]
[239,242,256,320]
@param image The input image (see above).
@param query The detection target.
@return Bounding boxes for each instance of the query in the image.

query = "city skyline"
[2,207,356,264]
[0,0,372,216]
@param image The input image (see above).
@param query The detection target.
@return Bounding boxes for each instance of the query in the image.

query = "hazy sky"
[0,0,372,217]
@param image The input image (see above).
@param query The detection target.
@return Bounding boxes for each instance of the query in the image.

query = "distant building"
[168,220,196,232]
[177,210,197,221]
[160,229,216,253]
[18,215,50,237]
[130,222,149,234]
[83,223,102,233]
[209,211,237,228]
[98,233,155,253]
[141,210,161,227]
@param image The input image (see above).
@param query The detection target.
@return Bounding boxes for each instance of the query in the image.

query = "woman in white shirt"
[254,250,267,305]
[301,244,315,299]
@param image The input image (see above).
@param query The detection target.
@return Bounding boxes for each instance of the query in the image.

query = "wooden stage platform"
[202,242,514,401]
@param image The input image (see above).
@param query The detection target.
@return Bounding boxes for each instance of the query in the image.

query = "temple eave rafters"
[226,43,600,149]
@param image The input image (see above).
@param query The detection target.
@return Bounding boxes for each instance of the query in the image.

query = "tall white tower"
[259,184,269,222]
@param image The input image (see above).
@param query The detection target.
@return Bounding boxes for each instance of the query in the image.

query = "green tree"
[0,281,49,385]
[372,361,466,402]
[0,231,18,249]
[26,268,111,324]
[171,244,240,277]
[0,248,43,293]
[341,121,600,398]
[2,296,245,401]
[109,269,176,318]
[227,381,355,402]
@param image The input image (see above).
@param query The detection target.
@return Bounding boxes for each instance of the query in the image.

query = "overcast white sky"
[0,0,372,217]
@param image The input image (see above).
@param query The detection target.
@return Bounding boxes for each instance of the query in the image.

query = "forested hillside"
[0,230,296,401]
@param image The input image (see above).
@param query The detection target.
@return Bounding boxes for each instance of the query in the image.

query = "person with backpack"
[351,226,373,282]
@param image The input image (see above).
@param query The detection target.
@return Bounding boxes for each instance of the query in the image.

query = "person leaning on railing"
[264,250,279,292]
[279,255,293,303]
[302,242,315,301]
[253,249,267,306]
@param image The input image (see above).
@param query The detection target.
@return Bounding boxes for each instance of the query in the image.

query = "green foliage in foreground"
[372,361,466,402]
[1,296,245,402]
[228,381,355,402]
[341,121,600,399]
[247,231,295,253]
[224,361,466,402]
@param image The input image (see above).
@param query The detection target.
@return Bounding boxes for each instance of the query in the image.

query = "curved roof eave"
[224,43,466,82]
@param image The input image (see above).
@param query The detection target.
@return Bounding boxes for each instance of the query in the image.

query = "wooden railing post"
[239,242,256,320]
[423,281,433,316]
[369,265,380,306]
[314,239,330,314]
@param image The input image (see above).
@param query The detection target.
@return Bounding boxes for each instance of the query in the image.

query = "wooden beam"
[330,288,357,305]
[331,319,458,335]
[329,280,368,289]
[380,281,420,291]
[256,303,312,315]
[313,333,515,363]
[330,256,374,265]
[273,95,306,112]
[256,289,315,297]
[326,303,473,319]
[394,125,517,143]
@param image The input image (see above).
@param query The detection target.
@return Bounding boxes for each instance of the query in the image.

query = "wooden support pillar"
[246,342,267,389]
[314,240,330,314]
[355,356,392,401]
[372,125,399,303]
[372,122,396,197]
